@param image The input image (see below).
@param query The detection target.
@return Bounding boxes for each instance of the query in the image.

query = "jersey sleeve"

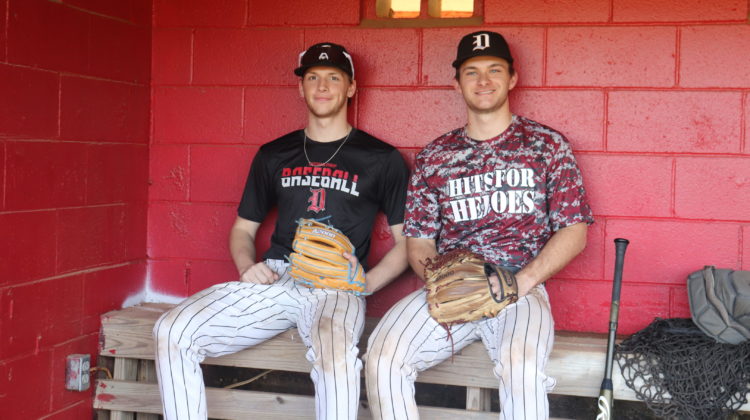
[237,148,276,222]
[403,154,441,239]
[546,138,594,231]
[379,149,410,226]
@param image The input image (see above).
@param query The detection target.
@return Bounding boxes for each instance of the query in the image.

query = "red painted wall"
[149,0,750,337]
[0,1,151,419]
[1,1,749,417]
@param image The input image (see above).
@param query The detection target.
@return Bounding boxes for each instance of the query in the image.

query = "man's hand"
[343,251,371,293]
[489,272,533,297]
[239,262,279,284]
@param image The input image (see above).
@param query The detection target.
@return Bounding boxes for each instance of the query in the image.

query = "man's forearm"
[515,222,588,296]
[364,224,409,293]
[228,217,261,275]
[406,237,438,282]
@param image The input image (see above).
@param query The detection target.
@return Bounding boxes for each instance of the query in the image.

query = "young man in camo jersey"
[365,31,594,420]
[153,42,410,420]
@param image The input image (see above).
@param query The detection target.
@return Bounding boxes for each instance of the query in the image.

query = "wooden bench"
[93,303,749,419]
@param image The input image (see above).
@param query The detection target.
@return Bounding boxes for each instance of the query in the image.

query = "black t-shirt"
[238,129,409,267]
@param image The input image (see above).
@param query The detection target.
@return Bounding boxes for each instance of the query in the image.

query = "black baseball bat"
[596,238,629,420]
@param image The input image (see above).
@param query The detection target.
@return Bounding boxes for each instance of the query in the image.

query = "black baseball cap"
[294,42,355,79]
[452,31,514,69]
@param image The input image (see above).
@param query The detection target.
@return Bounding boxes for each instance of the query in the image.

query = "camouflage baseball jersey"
[403,115,594,268]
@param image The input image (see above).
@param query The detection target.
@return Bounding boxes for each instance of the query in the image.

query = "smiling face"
[298,66,356,120]
[454,56,518,116]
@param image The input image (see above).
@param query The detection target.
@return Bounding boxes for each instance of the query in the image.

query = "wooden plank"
[94,380,500,420]
[110,358,138,420]
[466,387,492,411]
[136,360,159,420]
[100,304,621,394]
[98,304,750,412]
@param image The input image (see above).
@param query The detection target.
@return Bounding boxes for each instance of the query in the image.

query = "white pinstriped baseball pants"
[153,260,366,420]
[364,285,555,420]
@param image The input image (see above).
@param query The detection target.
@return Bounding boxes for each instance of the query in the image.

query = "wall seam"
[541,26,548,87]
[741,91,747,153]
[189,29,195,84]
[3,0,8,60]
[0,141,4,208]
[670,158,677,217]
[674,26,681,87]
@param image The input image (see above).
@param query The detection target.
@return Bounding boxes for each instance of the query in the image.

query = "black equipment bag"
[687,266,750,345]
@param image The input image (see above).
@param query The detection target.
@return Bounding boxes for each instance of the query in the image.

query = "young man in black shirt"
[154,42,410,420]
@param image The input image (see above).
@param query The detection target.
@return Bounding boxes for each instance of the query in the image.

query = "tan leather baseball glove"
[288,218,368,296]
[424,249,519,324]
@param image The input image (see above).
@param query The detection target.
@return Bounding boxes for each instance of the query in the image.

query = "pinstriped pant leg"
[295,287,366,420]
[364,289,479,420]
[479,285,555,420]
[153,270,298,420]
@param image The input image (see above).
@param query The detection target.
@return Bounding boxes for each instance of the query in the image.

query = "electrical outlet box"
[65,354,90,391]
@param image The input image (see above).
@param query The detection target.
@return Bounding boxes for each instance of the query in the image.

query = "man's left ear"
[509,73,519,91]
[347,79,357,98]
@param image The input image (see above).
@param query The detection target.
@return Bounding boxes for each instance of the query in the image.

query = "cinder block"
[357,88,466,148]
[304,28,419,87]
[249,0,359,26]
[148,202,236,259]
[485,0,610,23]
[89,16,150,83]
[64,0,142,23]
[50,334,99,408]
[366,272,421,318]
[605,219,741,285]
[61,77,149,143]
[244,87,307,144]
[681,25,750,88]
[148,259,190,297]
[557,217,604,280]
[0,64,58,138]
[86,144,149,205]
[670,286,692,319]
[193,29,302,85]
[614,0,748,23]
[548,280,669,334]
[422,27,544,87]
[57,205,142,273]
[0,350,53,419]
[0,144,4,210]
[154,0,246,27]
[152,28,193,85]
[0,211,57,286]
[743,227,750,271]
[547,27,675,87]
[5,142,87,211]
[82,264,146,334]
[512,89,604,150]
[608,91,742,153]
[675,157,750,221]
[7,0,89,73]
[0,0,7,61]
[747,95,750,155]
[149,144,191,201]
[153,86,244,143]
[189,260,239,294]
[0,276,84,357]
[576,154,673,218]
[191,145,255,203]
[364,213,394,268]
